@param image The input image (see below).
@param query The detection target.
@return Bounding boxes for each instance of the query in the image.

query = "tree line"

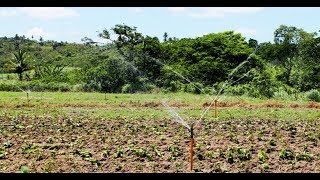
[0,24,319,98]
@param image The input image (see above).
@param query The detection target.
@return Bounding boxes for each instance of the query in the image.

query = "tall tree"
[163,32,168,42]
[273,25,315,85]
[98,24,144,62]
[4,49,33,81]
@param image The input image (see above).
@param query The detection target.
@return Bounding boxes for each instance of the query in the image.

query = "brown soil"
[1,113,320,173]
[0,101,319,109]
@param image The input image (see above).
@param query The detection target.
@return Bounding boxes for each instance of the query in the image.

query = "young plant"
[260,163,269,171]
[279,149,295,160]
[20,166,29,173]
[258,150,268,163]
[237,148,251,161]
[296,151,313,162]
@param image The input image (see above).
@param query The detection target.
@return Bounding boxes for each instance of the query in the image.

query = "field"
[0,91,320,173]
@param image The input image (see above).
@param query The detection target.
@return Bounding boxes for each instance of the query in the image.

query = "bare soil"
[1,111,320,173]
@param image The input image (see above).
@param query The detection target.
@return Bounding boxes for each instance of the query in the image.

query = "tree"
[248,38,258,49]
[163,32,168,42]
[98,24,150,90]
[98,24,144,62]
[4,49,33,81]
[273,25,315,85]
[81,37,96,46]
[83,57,127,93]
[295,35,320,90]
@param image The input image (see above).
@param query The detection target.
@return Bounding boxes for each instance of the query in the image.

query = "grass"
[0,91,319,120]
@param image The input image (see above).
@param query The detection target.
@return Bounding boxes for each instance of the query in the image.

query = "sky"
[0,7,319,44]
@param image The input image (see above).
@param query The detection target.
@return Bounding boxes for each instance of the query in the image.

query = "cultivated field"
[0,92,320,173]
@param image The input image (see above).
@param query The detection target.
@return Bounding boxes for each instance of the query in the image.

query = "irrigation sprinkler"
[17,86,31,106]
[162,100,196,171]
[159,47,258,171]
[189,123,194,171]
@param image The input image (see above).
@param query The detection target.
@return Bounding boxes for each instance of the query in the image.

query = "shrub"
[305,89,320,102]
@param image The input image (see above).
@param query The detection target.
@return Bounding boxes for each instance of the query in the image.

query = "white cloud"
[167,7,186,13]
[0,9,17,17]
[235,27,257,36]
[25,27,55,40]
[168,7,263,18]
[17,7,79,19]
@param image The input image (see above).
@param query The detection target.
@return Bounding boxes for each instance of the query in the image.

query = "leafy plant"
[0,148,8,159]
[260,163,269,170]
[237,148,251,161]
[306,89,320,102]
[268,138,277,146]
[296,151,313,162]
[203,150,217,159]
[258,150,268,162]
[20,166,29,173]
[279,149,295,160]
[226,148,235,163]
[113,146,125,158]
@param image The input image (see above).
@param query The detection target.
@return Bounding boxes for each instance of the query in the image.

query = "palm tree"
[5,50,32,81]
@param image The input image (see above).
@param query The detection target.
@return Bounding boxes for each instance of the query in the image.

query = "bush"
[0,80,73,92]
[182,82,206,94]
[163,80,183,93]
[273,90,290,100]
[305,89,320,102]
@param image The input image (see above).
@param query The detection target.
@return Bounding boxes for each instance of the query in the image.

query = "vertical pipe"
[189,126,194,171]
[27,92,29,106]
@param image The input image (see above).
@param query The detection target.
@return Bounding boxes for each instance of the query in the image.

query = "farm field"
[0,92,320,173]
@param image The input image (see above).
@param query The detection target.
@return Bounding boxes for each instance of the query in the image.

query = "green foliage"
[296,151,313,162]
[0,80,75,92]
[83,58,126,93]
[258,150,268,162]
[0,24,319,95]
[237,148,251,161]
[4,49,34,81]
[20,166,29,173]
[279,149,295,160]
[305,89,320,102]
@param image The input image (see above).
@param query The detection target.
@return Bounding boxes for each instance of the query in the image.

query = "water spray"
[17,86,31,106]
[162,100,195,171]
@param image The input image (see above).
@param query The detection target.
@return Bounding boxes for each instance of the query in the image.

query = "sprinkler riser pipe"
[189,126,194,171]
[190,137,193,171]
